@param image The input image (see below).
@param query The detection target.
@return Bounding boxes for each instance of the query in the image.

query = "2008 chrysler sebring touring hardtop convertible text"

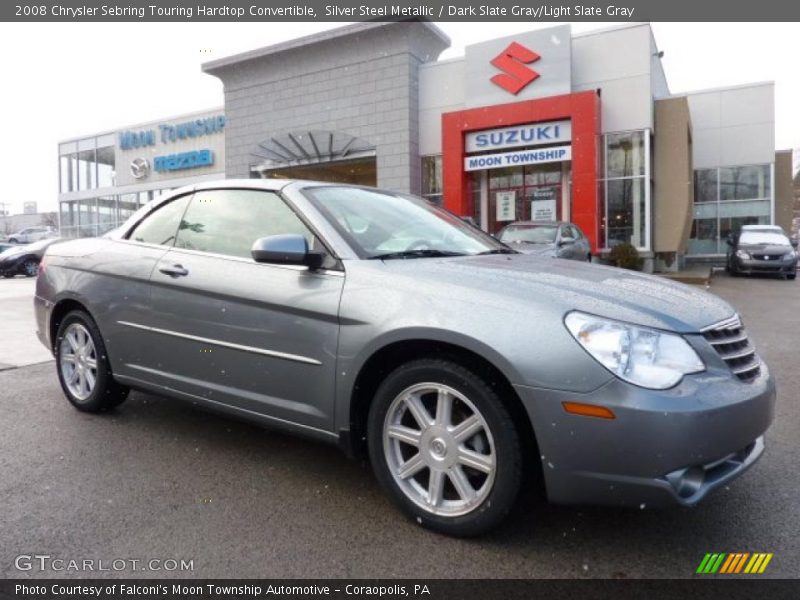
[34,180,775,536]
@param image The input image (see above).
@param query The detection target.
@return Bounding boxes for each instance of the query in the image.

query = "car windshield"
[740,231,790,246]
[302,186,509,258]
[500,225,558,244]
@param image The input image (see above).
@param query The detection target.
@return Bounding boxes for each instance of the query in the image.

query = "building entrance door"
[485,162,568,234]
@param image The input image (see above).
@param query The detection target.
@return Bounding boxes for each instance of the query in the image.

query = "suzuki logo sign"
[490,42,541,95]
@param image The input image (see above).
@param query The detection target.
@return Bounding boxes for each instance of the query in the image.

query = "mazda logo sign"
[130,158,150,179]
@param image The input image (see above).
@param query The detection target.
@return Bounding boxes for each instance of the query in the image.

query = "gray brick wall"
[204,23,449,194]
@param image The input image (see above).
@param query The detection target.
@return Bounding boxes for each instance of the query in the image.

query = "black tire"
[587,253,592,263]
[22,259,38,277]
[367,358,522,537]
[8,238,18,244]
[788,273,797,281]
[3,273,13,278]
[54,310,129,412]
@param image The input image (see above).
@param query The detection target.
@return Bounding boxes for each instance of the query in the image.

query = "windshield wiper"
[477,248,517,255]
[368,249,467,260]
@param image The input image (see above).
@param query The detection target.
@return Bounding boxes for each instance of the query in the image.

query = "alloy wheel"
[383,382,496,517]
[59,323,98,401]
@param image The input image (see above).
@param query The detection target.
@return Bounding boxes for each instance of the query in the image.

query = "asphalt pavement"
[0,273,797,579]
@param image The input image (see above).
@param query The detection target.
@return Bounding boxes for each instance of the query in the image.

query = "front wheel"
[23,259,38,277]
[367,359,522,536]
[55,310,129,412]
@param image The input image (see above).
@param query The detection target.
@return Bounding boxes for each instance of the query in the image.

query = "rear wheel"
[55,310,129,412]
[788,273,796,281]
[367,359,522,536]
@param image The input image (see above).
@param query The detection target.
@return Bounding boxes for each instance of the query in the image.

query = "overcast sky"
[0,21,797,215]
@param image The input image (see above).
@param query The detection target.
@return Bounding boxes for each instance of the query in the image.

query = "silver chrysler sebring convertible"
[35,180,775,536]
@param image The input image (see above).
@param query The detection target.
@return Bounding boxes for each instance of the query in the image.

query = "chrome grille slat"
[708,332,748,345]
[701,314,761,383]
[717,347,756,361]
[732,362,761,376]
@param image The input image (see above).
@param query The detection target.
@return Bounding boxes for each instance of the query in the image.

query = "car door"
[100,193,194,380]
[145,188,344,432]
[556,225,578,260]
[571,225,591,260]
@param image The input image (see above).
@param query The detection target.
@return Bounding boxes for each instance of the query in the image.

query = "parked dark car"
[497,221,592,262]
[726,225,798,280]
[35,181,774,536]
[0,237,62,278]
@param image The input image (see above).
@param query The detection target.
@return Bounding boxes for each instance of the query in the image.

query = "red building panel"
[442,91,602,251]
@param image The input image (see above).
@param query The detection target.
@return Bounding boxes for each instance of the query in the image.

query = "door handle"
[159,264,189,278]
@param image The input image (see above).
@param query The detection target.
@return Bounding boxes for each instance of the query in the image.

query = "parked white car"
[7,226,57,244]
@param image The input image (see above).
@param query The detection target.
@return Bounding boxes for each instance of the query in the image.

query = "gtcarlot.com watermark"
[14,554,194,573]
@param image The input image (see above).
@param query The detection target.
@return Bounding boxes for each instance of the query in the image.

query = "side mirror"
[251,234,323,269]
[725,236,734,247]
[791,239,799,249]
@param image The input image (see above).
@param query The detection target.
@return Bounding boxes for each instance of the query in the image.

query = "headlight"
[735,249,751,260]
[564,312,705,390]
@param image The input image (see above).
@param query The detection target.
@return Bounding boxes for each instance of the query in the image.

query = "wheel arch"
[343,336,541,481]
[49,297,92,352]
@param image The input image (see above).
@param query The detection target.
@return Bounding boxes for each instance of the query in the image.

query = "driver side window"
[174,189,319,260]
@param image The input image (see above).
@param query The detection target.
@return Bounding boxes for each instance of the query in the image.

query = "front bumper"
[733,256,797,274]
[514,361,775,508]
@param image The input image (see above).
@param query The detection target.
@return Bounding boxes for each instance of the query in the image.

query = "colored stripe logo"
[696,553,773,574]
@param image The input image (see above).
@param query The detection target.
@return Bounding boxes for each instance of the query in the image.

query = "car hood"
[0,248,28,261]
[374,254,733,333]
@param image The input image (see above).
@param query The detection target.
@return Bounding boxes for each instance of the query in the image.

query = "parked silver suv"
[34,180,775,536]
[8,226,57,244]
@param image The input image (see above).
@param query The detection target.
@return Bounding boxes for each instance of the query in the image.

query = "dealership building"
[58,21,793,271]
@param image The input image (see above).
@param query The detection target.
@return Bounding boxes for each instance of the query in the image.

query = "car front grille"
[701,315,761,382]
[752,253,784,261]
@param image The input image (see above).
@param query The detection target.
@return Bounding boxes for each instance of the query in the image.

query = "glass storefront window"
[97,196,117,235]
[60,155,72,193]
[59,138,116,193]
[97,146,115,188]
[606,178,646,248]
[78,198,97,237]
[719,165,770,201]
[77,149,96,191]
[488,167,524,190]
[480,163,565,233]
[524,163,561,186]
[118,193,140,224]
[688,164,772,255]
[421,155,443,206]
[601,130,649,249]
[606,131,645,179]
[694,169,718,203]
